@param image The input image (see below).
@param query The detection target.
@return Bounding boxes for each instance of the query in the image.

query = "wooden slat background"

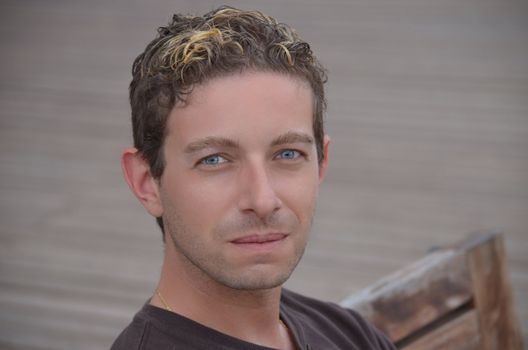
[0,0,526,349]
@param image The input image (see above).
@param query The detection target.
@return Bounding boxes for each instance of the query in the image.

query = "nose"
[237,160,282,220]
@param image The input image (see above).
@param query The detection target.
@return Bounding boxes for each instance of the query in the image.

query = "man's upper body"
[111,289,395,350]
[114,6,396,349]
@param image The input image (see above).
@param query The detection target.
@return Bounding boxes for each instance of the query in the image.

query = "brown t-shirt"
[110,289,396,350]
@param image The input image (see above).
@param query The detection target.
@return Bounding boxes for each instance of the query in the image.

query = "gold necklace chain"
[155,288,287,330]
[155,288,173,312]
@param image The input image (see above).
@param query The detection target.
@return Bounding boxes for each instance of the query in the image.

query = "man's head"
[122,7,329,291]
[128,6,327,232]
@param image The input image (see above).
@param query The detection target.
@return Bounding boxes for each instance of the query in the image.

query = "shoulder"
[281,288,376,332]
[110,312,149,350]
[110,304,186,350]
[110,302,281,350]
[281,289,396,350]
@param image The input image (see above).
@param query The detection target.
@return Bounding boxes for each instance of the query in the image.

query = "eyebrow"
[184,136,240,154]
[270,131,314,147]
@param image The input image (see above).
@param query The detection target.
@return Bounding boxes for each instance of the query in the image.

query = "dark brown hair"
[129,6,327,233]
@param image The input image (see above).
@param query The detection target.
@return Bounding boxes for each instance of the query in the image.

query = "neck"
[150,237,292,349]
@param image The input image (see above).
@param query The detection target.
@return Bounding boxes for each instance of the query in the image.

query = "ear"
[318,135,330,184]
[121,148,164,218]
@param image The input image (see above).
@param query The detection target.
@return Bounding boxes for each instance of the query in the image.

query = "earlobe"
[318,135,331,184]
[121,148,164,217]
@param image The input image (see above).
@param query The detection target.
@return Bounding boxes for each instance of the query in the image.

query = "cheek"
[164,172,234,223]
[275,170,319,216]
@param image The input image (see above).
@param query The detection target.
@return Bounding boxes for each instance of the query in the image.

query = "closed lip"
[230,233,288,244]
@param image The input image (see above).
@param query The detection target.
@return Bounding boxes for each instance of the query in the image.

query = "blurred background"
[1,0,527,349]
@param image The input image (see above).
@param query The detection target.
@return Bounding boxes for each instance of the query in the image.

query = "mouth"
[230,233,288,251]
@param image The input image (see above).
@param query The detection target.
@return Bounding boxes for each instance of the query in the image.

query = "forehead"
[165,71,314,145]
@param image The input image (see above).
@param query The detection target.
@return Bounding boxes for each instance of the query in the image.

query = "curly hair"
[129,6,328,233]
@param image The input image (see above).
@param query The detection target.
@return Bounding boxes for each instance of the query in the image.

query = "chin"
[215,267,293,291]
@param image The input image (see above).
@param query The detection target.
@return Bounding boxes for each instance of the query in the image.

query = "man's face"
[158,71,329,290]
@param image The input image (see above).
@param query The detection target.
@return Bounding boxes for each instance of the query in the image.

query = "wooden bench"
[341,231,524,349]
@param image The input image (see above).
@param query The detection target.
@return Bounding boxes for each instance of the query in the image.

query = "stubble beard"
[163,204,314,292]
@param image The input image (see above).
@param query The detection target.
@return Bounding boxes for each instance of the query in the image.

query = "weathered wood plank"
[341,249,473,342]
[401,310,480,350]
[344,232,524,349]
[466,232,524,350]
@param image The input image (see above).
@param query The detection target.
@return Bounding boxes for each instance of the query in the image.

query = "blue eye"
[201,155,227,166]
[278,149,300,160]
